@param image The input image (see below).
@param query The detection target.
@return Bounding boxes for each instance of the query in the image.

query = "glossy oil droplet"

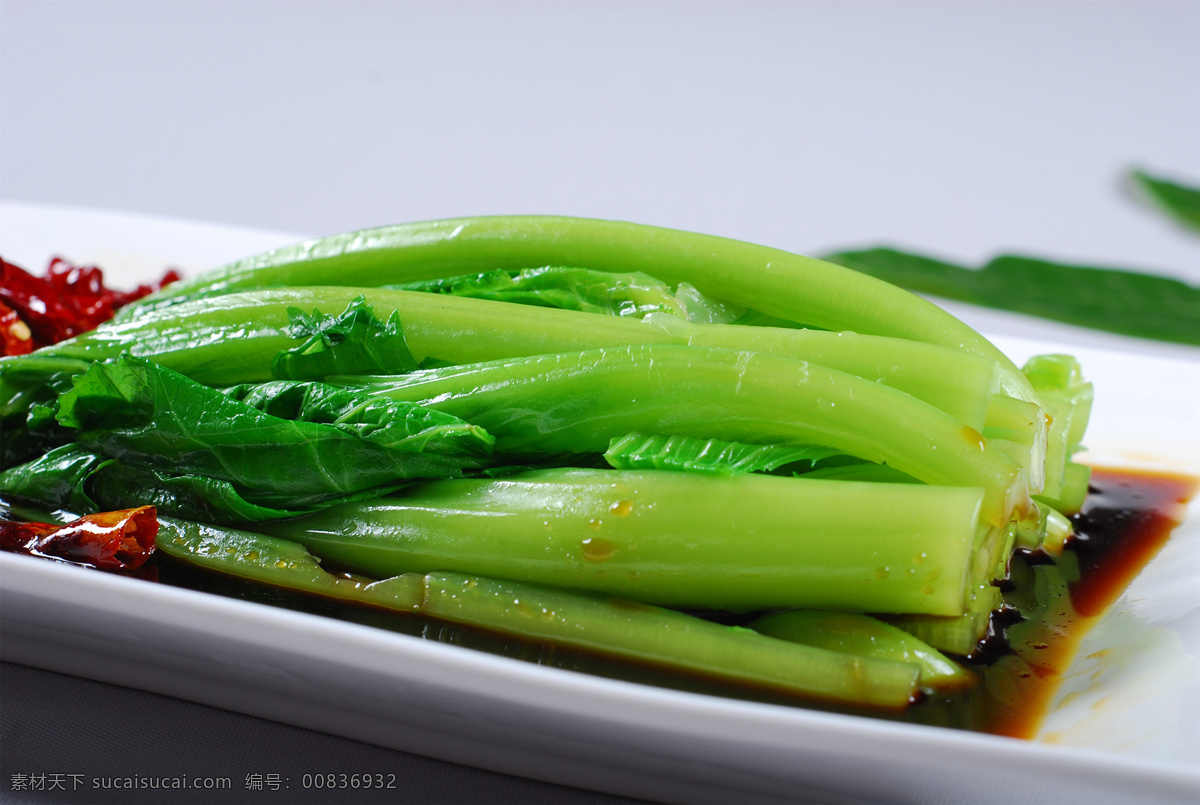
[959,425,986,451]
[580,537,617,562]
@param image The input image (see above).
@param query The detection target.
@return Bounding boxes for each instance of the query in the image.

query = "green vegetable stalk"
[155,516,424,610]
[31,288,1013,432]
[347,345,1029,526]
[129,215,1035,397]
[421,571,920,708]
[257,467,983,615]
[153,515,921,708]
[747,610,973,691]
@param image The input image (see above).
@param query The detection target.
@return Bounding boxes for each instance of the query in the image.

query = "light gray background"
[1,2,1198,803]
[2,1,1198,278]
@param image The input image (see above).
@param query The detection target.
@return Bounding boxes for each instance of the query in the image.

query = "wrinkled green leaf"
[0,444,110,513]
[54,354,495,511]
[825,248,1200,346]
[392,266,745,324]
[272,294,420,379]
[0,355,92,418]
[1134,170,1200,233]
[90,463,323,522]
[0,355,93,469]
[87,462,412,523]
[0,443,408,524]
[222,379,496,455]
[603,432,842,475]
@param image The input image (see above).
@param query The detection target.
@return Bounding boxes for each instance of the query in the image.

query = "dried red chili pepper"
[0,256,180,352]
[0,300,34,355]
[0,506,158,571]
[1,257,80,345]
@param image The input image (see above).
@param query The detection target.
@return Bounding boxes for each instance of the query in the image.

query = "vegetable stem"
[134,216,1033,394]
[350,345,1028,525]
[258,467,982,615]
[421,571,920,708]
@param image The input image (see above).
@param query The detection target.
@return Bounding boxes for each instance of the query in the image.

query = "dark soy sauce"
[153,467,1197,737]
[975,468,1196,737]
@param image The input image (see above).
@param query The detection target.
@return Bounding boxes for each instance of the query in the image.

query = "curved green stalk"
[348,345,1027,526]
[36,287,1008,430]
[152,513,922,707]
[644,313,1004,430]
[258,467,982,616]
[747,610,973,690]
[1022,354,1093,500]
[421,571,920,708]
[155,516,424,610]
[885,581,1005,655]
[131,216,1033,397]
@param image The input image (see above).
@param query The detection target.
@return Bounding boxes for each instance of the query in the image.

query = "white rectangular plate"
[1,203,1198,804]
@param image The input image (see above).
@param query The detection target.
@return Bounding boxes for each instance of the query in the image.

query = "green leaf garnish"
[1134,169,1200,233]
[824,248,1200,346]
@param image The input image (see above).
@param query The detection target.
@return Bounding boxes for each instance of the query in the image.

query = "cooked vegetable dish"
[0,216,1132,713]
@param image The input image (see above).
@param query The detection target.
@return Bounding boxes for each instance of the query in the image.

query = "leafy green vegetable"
[603,432,842,475]
[2,212,1112,710]
[86,461,360,522]
[134,216,1028,393]
[1134,170,1200,233]
[272,295,420,379]
[824,248,1200,346]
[0,355,94,469]
[0,445,110,514]
[1021,354,1092,503]
[885,582,1005,656]
[798,462,918,484]
[36,286,1014,432]
[0,443,404,523]
[52,354,495,511]
[223,378,489,456]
